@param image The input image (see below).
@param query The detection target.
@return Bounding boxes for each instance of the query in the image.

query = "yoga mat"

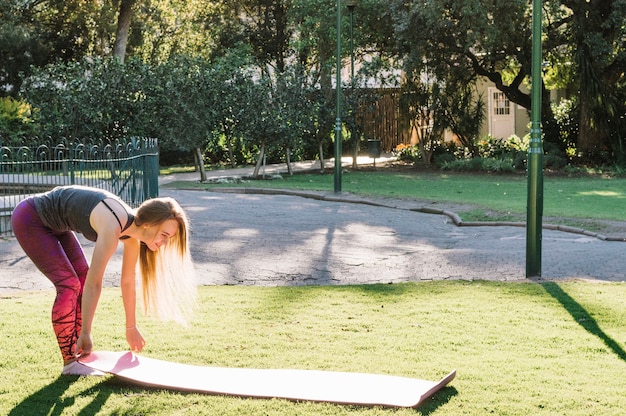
[80,351,455,408]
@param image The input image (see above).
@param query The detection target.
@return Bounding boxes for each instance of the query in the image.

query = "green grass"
[163,169,626,223]
[3,281,626,415]
[6,168,621,414]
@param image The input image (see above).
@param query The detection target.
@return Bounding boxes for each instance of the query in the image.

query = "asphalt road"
[2,183,625,294]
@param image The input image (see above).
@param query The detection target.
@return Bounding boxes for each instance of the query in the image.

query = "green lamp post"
[334,0,343,192]
[526,0,544,277]
[347,0,358,169]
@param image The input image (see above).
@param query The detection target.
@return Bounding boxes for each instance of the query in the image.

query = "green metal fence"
[0,137,159,235]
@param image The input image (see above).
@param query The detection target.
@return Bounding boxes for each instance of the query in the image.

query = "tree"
[390,0,626,163]
[389,0,551,147]
[27,0,119,59]
[0,97,37,145]
[235,0,293,73]
[12,0,623,168]
[300,88,335,173]
[0,0,107,96]
[149,56,219,180]
[210,48,257,168]
[272,66,315,174]
[238,75,274,177]
[112,0,136,62]
[560,0,626,161]
[288,0,339,168]
[131,0,230,63]
[21,57,153,140]
[439,81,486,157]
[399,71,447,164]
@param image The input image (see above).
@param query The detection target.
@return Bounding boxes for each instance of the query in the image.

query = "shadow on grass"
[542,281,626,362]
[355,282,416,296]
[8,376,111,416]
[416,386,458,415]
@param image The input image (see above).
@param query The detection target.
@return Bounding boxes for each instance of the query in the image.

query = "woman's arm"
[75,229,119,356]
[75,201,125,357]
[121,238,145,352]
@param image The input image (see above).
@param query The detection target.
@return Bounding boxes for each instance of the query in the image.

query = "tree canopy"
[1,0,624,166]
[389,0,626,162]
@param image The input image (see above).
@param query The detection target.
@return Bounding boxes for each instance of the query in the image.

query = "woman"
[12,185,196,376]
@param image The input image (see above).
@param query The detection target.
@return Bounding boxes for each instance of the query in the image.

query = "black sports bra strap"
[102,199,135,232]
[101,199,124,231]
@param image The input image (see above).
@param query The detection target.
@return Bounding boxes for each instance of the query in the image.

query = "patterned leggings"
[12,198,89,362]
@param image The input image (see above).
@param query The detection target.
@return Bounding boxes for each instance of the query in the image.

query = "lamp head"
[346,0,358,10]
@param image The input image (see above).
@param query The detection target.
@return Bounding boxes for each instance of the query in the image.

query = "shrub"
[393,143,421,164]
[477,134,529,158]
[542,140,568,169]
[0,96,37,145]
[433,152,456,167]
[394,140,458,165]
[440,157,516,173]
[552,98,578,154]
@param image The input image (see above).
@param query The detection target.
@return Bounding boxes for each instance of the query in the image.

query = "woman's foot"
[62,361,105,376]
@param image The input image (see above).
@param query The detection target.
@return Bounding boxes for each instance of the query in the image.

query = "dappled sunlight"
[6,187,622,292]
[337,223,399,245]
[189,193,529,284]
[578,190,624,197]
[222,228,259,238]
[197,212,526,285]
[205,228,259,255]
[161,190,626,285]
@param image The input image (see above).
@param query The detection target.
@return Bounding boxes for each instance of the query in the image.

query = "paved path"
[2,156,624,294]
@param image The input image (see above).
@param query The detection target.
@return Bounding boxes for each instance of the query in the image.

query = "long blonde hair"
[136,197,196,325]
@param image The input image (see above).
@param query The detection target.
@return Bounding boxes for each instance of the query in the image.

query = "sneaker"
[62,361,106,376]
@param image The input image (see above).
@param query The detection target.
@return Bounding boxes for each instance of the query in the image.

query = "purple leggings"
[12,198,89,362]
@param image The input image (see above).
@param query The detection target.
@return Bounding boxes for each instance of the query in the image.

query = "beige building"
[476,78,531,140]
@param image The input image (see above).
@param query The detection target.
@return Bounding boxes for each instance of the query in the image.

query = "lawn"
[3,280,626,415]
[162,169,626,224]
[4,167,625,415]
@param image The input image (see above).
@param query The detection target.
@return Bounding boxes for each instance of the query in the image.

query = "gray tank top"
[34,186,133,242]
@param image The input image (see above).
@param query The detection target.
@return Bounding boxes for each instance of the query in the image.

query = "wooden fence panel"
[356,88,412,152]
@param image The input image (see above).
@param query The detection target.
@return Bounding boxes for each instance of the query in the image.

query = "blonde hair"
[136,197,196,325]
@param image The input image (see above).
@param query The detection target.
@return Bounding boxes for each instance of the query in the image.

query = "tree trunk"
[319,142,325,174]
[414,111,433,165]
[226,134,236,168]
[253,142,266,178]
[192,149,199,171]
[193,147,207,182]
[112,0,135,63]
[577,96,602,154]
[223,124,236,168]
[351,126,358,169]
[285,146,293,175]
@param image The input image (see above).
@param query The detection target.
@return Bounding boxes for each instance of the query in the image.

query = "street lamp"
[334,0,343,192]
[346,0,358,169]
[526,0,544,277]
[334,0,359,192]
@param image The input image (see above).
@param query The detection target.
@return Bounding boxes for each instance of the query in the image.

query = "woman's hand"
[126,327,146,353]
[75,333,93,357]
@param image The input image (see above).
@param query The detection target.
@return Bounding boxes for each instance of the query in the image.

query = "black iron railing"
[0,137,159,235]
